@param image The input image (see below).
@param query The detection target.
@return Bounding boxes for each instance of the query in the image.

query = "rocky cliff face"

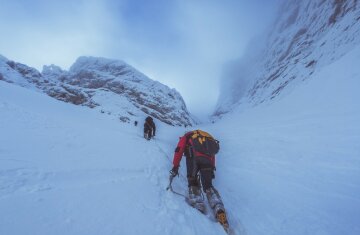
[0,55,195,126]
[215,0,360,117]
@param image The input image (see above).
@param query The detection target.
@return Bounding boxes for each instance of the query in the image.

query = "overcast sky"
[0,0,279,120]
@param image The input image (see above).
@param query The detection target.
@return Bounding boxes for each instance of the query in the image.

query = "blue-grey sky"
[0,0,279,120]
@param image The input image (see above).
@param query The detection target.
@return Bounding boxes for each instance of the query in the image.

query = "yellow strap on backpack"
[191,130,214,140]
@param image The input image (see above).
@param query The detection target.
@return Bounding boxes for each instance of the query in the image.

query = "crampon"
[216,210,230,233]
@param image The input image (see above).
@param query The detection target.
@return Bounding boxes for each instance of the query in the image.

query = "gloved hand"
[170,166,179,177]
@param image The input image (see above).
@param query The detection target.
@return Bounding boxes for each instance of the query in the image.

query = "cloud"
[0,0,279,120]
[112,0,280,119]
[0,0,121,69]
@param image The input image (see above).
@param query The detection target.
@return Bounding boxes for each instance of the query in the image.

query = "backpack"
[145,116,153,123]
[189,130,220,156]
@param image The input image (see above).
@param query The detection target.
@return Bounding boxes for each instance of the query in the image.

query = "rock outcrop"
[0,55,195,126]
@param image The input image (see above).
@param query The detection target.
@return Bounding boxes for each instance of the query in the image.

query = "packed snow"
[1,44,359,235]
[209,45,360,235]
[0,81,231,235]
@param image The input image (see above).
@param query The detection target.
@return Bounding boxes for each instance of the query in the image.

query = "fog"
[0,0,280,120]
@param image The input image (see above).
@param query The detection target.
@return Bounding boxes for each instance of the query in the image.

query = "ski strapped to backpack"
[189,130,220,156]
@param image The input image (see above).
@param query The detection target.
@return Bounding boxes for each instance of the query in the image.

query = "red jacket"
[172,131,215,168]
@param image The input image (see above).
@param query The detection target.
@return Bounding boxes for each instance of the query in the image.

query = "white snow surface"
[1,46,360,235]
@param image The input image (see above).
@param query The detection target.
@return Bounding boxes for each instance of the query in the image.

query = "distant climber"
[134,121,138,126]
[169,130,229,229]
[144,116,156,140]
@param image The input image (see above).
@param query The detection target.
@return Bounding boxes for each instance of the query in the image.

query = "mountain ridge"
[0,54,195,126]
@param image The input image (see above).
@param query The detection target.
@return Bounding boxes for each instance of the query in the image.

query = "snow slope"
[1,45,359,235]
[204,44,360,235]
[0,81,229,235]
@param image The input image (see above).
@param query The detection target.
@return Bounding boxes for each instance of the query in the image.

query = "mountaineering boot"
[206,187,229,228]
[186,186,206,213]
[216,209,229,231]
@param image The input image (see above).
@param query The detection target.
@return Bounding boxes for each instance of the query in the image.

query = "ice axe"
[166,172,186,198]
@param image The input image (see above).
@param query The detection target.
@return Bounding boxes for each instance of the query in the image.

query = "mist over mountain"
[215,0,360,117]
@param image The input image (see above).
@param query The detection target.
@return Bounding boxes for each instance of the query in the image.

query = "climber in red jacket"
[169,130,228,228]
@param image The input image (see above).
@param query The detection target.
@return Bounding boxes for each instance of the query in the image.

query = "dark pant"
[186,156,214,191]
[144,127,153,139]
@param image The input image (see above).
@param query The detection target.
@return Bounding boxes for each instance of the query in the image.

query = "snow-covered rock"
[0,56,97,108]
[0,55,194,126]
[42,64,67,80]
[215,0,360,117]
